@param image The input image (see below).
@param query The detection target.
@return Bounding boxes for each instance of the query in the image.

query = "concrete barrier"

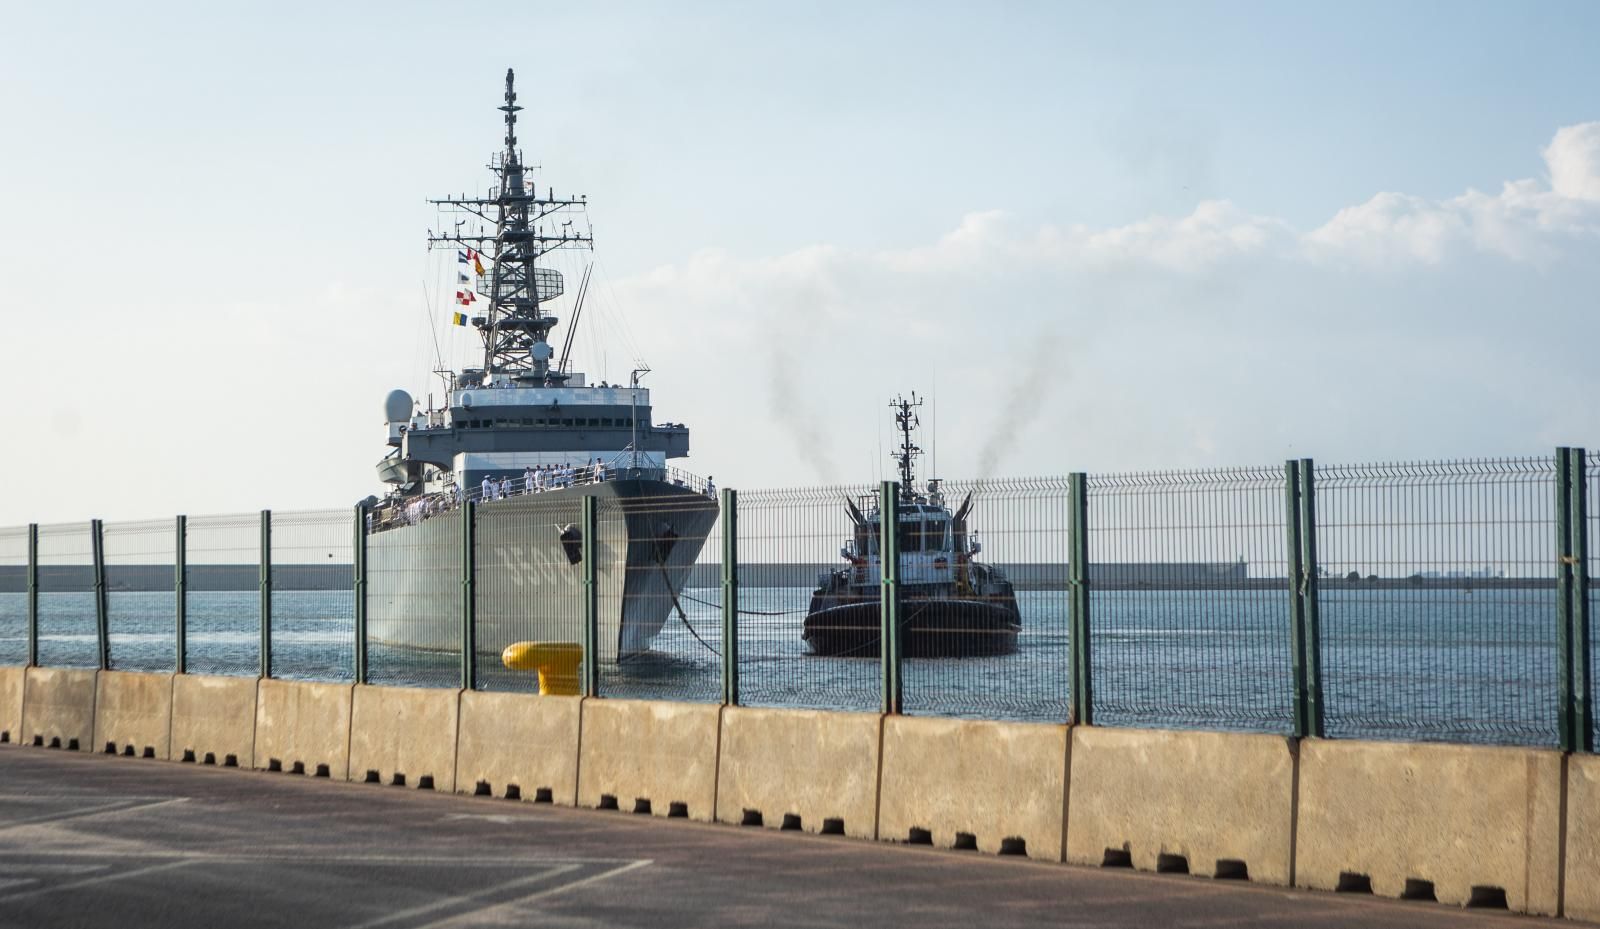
[253,678,354,779]
[170,674,258,768]
[92,671,173,760]
[878,715,1067,859]
[1296,738,1562,915]
[348,685,461,792]
[21,667,97,752]
[1066,727,1295,885]
[717,706,882,839]
[455,690,581,803]
[0,666,23,744]
[578,698,720,821]
[1566,753,1600,921]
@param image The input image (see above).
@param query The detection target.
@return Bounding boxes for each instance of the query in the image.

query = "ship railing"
[366,464,715,534]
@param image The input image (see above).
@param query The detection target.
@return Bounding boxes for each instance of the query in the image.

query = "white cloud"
[1545,122,1600,201]
[1307,122,1600,266]
[596,122,1600,488]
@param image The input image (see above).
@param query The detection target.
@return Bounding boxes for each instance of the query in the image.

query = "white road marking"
[0,797,189,832]
[336,864,585,929]
[404,859,654,929]
[0,859,193,903]
[443,813,535,825]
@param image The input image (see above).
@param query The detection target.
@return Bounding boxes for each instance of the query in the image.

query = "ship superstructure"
[366,70,716,664]
[376,69,688,499]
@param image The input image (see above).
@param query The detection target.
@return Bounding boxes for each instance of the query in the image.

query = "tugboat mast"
[890,393,923,503]
[426,68,594,383]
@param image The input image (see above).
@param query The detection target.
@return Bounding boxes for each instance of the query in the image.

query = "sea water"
[0,586,1584,747]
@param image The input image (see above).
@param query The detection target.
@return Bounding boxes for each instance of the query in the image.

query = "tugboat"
[364,70,718,663]
[803,395,1021,658]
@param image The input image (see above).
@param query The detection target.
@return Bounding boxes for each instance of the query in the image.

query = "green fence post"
[353,504,368,686]
[92,519,108,671]
[1557,448,1574,752]
[581,495,599,697]
[175,515,187,675]
[1297,459,1325,738]
[880,481,902,715]
[25,523,38,667]
[259,510,272,679]
[1285,461,1308,737]
[461,500,477,692]
[1570,448,1593,752]
[1068,473,1092,726]
[720,489,739,707]
[1557,447,1591,753]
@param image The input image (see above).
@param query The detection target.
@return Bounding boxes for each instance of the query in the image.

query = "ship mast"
[890,393,923,504]
[427,69,594,382]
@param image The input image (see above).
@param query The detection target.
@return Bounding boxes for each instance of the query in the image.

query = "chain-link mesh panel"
[474,494,585,694]
[597,489,723,702]
[36,522,96,669]
[899,477,1072,722]
[184,514,261,677]
[1315,458,1558,746]
[367,508,461,688]
[103,519,176,673]
[270,509,355,683]
[0,526,27,666]
[1085,468,1294,734]
[737,485,880,712]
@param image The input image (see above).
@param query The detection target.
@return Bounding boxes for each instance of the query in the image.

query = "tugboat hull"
[803,594,1021,658]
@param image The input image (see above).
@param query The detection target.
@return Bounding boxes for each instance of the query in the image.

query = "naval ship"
[803,395,1021,658]
[366,70,717,663]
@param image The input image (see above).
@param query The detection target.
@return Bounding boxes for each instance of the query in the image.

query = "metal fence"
[474,494,586,694]
[1314,459,1558,746]
[269,509,355,683]
[4,450,1600,753]
[1085,467,1293,733]
[104,519,176,674]
[734,485,881,713]
[595,491,725,703]
[0,526,27,666]
[184,513,261,678]
[367,505,460,689]
[900,477,1073,722]
[36,522,96,670]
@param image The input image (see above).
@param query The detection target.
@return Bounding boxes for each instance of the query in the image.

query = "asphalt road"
[0,744,1579,928]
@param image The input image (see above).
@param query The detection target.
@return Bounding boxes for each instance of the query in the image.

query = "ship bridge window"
[899,519,924,553]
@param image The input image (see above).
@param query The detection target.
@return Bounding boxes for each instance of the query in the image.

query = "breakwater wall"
[1,665,1595,920]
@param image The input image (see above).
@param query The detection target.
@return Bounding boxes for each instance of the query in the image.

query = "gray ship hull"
[367,479,718,664]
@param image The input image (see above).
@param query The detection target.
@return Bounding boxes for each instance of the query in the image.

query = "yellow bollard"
[501,641,583,696]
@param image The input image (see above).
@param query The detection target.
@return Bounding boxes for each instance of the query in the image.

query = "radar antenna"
[426,69,594,383]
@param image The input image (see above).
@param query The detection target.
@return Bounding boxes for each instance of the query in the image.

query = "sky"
[3,1,1600,527]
